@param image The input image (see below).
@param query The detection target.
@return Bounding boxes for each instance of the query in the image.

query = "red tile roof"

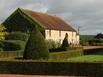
[21,9,76,32]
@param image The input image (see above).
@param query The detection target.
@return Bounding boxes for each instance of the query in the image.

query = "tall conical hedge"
[23,26,49,59]
[61,33,69,48]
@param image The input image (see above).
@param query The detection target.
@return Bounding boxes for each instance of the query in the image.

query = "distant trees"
[80,33,103,46]
[0,24,7,40]
[95,33,103,39]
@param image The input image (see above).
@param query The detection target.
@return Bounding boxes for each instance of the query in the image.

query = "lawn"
[68,55,103,63]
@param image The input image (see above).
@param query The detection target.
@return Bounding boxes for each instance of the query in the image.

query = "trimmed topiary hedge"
[49,49,83,60]
[49,47,83,52]
[0,61,102,76]
[0,40,25,51]
[23,26,49,60]
[84,48,103,55]
[0,51,23,58]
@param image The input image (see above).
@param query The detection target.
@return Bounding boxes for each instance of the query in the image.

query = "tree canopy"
[95,33,103,39]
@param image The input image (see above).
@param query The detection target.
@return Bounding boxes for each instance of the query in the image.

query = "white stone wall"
[45,29,79,45]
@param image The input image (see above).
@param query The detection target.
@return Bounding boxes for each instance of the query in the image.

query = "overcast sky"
[0,0,103,35]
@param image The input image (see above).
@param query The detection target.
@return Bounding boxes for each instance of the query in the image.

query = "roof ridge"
[20,8,61,18]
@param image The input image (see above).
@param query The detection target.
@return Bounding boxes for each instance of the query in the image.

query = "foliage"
[23,26,49,60]
[0,40,25,51]
[0,24,6,32]
[80,39,89,46]
[95,33,103,39]
[88,39,103,46]
[84,48,103,55]
[0,60,102,76]
[80,35,95,46]
[61,33,69,48]
[46,39,61,49]
[0,50,23,58]
[0,24,7,40]
[5,32,29,41]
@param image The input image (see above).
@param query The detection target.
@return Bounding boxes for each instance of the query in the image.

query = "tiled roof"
[21,9,76,32]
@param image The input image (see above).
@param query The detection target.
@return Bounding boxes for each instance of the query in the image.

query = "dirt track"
[0,74,88,77]
[83,46,103,49]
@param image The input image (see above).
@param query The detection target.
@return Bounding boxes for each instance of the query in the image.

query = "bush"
[0,51,23,58]
[46,40,61,49]
[84,48,103,55]
[23,27,49,60]
[0,40,25,51]
[5,32,29,41]
[0,24,7,40]
[88,39,103,46]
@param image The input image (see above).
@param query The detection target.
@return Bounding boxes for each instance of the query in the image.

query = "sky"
[0,0,103,35]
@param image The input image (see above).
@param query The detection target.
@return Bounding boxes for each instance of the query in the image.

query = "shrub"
[49,47,83,52]
[0,48,3,52]
[84,48,103,55]
[0,42,4,48]
[46,40,61,49]
[0,24,7,40]
[5,32,29,41]
[0,51,23,58]
[88,39,103,46]
[61,33,69,48]
[23,27,49,60]
[0,40,25,51]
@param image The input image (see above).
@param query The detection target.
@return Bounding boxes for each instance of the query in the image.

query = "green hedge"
[0,61,102,76]
[0,51,23,58]
[5,32,29,41]
[84,48,103,55]
[0,40,25,51]
[23,27,49,60]
[0,49,83,59]
[49,49,83,60]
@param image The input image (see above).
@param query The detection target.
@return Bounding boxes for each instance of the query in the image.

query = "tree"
[95,33,103,39]
[61,33,69,48]
[0,24,7,40]
[23,26,49,60]
[0,24,6,31]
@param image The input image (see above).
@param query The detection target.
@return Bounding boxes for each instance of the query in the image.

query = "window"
[49,30,51,37]
[59,31,61,37]
[72,32,73,37]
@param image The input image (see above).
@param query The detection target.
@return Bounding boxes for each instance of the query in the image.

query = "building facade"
[45,29,79,45]
[3,8,79,45]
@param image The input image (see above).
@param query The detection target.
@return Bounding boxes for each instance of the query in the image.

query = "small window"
[59,31,61,37]
[72,32,73,37]
[47,31,49,35]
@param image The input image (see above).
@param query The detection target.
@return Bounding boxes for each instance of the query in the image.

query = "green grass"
[1,55,103,63]
[68,55,103,63]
